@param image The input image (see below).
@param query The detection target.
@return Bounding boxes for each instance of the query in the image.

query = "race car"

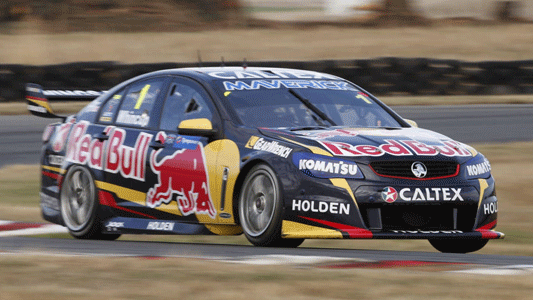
[27,66,503,253]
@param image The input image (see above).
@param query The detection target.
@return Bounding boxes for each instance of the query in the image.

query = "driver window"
[159,80,213,131]
[115,79,163,128]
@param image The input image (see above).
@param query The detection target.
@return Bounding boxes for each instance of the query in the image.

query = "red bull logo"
[52,119,75,152]
[320,139,472,157]
[146,132,216,219]
[66,121,151,180]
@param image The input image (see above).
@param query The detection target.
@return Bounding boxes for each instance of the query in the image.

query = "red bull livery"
[28,67,503,253]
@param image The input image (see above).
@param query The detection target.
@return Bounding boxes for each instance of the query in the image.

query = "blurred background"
[1,4,533,295]
[1,0,533,32]
[1,0,533,101]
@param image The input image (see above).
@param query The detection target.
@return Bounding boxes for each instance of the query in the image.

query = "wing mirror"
[177,118,218,137]
[404,119,418,128]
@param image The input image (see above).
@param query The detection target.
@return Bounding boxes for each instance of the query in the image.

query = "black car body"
[27,67,503,253]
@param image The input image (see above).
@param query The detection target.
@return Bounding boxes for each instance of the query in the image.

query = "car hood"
[259,127,477,164]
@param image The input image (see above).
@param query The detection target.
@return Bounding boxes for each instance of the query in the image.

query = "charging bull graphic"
[146,132,216,219]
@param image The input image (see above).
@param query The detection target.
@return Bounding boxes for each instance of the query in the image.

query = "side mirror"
[405,119,418,128]
[178,118,218,137]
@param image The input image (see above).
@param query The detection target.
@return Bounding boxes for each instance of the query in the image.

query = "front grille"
[360,205,478,232]
[370,161,458,179]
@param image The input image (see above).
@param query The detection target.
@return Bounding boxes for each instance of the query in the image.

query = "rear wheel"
[429,239,488,253]
[60,166,120,240]
[239,164,304,247]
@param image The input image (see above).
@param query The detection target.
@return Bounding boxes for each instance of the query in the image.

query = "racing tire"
[60,166,121,241]
[429,239,489,254]
[239,164,304,248]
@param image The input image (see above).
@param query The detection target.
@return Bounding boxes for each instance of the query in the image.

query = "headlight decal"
[292,152,364,179]
[280,137,360,210]
[465,155,491,179]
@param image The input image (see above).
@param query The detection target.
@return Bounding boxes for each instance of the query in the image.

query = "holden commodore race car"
[27,66,503,253]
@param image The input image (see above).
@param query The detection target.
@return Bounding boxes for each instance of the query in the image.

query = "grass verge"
[2,24,533,64]
[1,255,533,300]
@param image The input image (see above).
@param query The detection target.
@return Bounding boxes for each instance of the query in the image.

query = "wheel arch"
[57,163,96,225]
[59,163,120,240]
[231,158,280,226]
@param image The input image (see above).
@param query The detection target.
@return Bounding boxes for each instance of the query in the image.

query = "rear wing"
[25,83,105,120]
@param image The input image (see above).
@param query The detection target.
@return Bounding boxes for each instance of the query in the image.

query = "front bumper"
[282,173,502,240]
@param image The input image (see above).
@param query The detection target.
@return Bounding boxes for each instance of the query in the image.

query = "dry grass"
[0,255,533,300]
[2,24,533,65]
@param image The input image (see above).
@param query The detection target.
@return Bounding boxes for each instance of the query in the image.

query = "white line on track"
[451,265,533,275]
[0,221,68,237]
[214,254,368,265]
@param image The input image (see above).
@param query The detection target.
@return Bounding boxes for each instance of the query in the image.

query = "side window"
[159,80,214,131]
[116,79,164,128]
[98,90,125,124]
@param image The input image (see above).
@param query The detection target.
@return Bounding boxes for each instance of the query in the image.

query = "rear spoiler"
[25,83,105,120]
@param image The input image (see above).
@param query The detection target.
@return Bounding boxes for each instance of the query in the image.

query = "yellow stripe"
[42,165,66,174]
[279,136,332,157]
[281,220,343,238]
[95,180,146,206]
[28,98,53,113]
[281,137,359,209]
[204,224,243,235]
[95,180,183,216]
[329,178,359,210]
[477,179,489,210]
[356,94,372,104]
[134,84,151,109]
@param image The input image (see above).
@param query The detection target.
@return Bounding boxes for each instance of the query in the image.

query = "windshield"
[215,79,402,128]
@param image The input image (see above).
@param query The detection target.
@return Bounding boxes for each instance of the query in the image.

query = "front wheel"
[429,239,488,253]
[238,164,303,247]
[60,165,120,241]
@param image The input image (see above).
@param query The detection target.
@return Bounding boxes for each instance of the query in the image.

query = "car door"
[145,76,226,224]
[96,76,170,219]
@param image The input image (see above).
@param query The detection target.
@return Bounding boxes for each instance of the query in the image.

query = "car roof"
[138,66,343,82]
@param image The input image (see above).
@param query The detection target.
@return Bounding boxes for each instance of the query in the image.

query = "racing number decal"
[134,84,151,109]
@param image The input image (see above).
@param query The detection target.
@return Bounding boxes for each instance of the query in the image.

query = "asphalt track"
[2,236,533,266]
[1,104,533,265]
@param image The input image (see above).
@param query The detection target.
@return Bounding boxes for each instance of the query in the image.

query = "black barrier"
[1,58,533,102]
